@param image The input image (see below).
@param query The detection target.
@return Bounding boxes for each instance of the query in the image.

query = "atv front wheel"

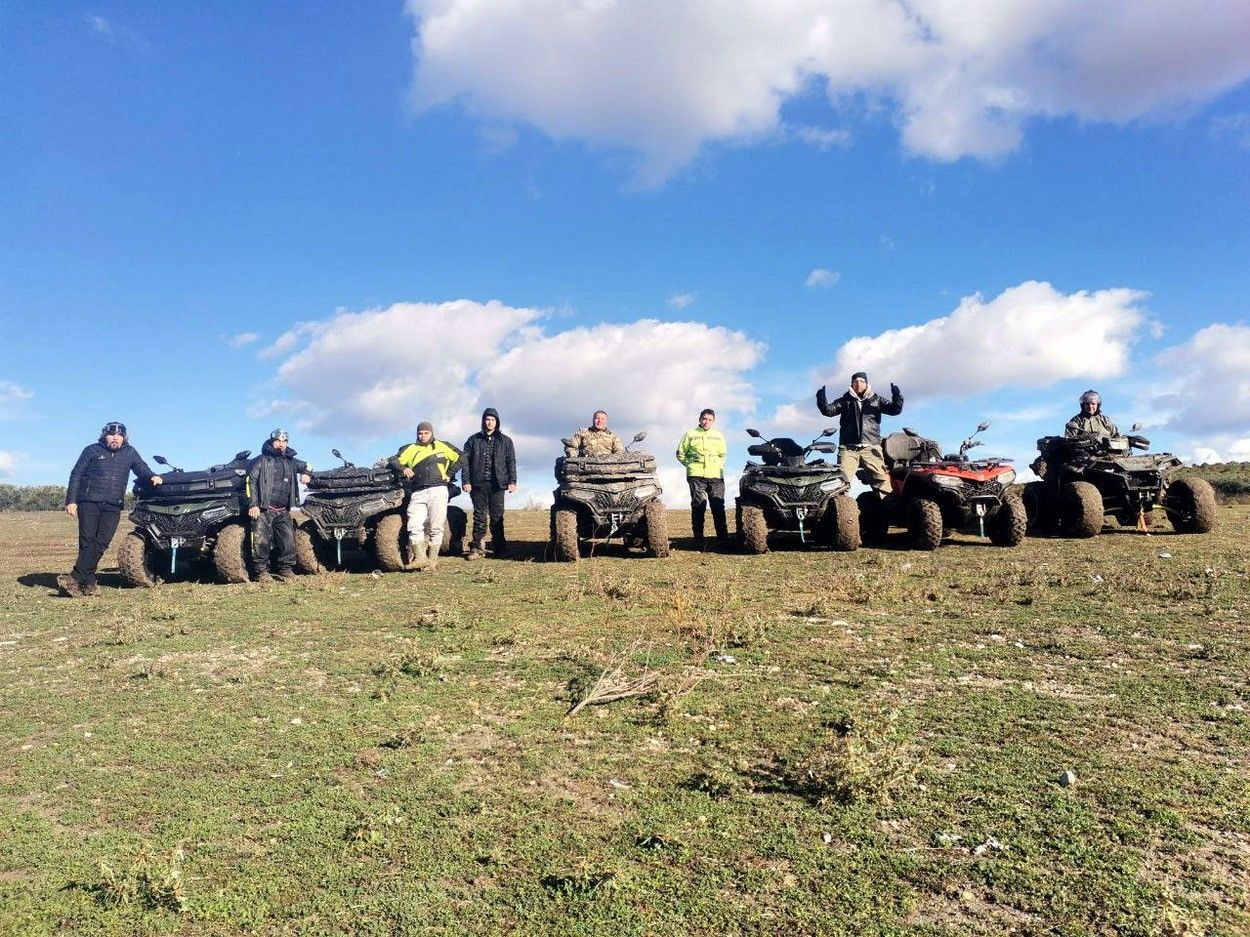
[1061,482,1103,538]
[1166,477,1217,534]
[908,498,943,551]
[822,495,861,551]
[553,507,580,562]
[373,513,406,571]
[213,522,251,583]
[1022,481,1054,534]
[990,494,1027,546]
[856,492,889,544]
[117,531,157,588]
[739,504,769,554]
[643,500,670,557]
[294,522,328,574]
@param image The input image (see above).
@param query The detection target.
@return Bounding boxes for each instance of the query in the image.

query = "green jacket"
[676,426,727,479]
[389,440,461,489]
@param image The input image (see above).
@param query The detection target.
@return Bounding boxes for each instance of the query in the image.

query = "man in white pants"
[388,421,461,570]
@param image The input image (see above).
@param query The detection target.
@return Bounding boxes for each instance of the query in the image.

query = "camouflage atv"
[550,431,669,562]
[735,426,859,553]
[1023,430,1216,537]
[295,448,466,573]
[117,450,253,587]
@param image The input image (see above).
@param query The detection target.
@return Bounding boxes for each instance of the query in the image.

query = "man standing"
[566,410,624,457]
[60,421,163,597]
[247,429,311,584]
[816,371,904,497]
[390,422,460,570]
[676,408,729,550]
[1065,390,1120,439]
[461,407,517,560]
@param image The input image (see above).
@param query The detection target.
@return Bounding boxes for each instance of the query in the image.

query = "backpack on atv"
[735,426,859,553]
[1023,431,1216,538]
[117,450,253,587]
[549,432,669,562]
[859,422,1025,550]
[295,448,466,573]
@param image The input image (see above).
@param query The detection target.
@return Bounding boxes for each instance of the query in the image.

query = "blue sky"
[3,3,1249,503]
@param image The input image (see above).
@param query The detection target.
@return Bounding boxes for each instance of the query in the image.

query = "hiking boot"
[56,573,82,597]
[274,568,297,583]
[425,549,439,572]
[83,581,102,597]
[255,569,274,584]
[465,541,484,561]
[408,541,429,571]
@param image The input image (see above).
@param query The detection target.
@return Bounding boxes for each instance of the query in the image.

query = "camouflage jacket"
[1064,413,1119,439]
[565,427,624,458]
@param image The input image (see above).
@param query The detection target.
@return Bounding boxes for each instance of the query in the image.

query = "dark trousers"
[72,501,122,587]
[252,508,296,572]
[688,477,729,545]
[470,485,507,549]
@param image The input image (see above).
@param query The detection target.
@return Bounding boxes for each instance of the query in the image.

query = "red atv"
[858,422,1026,550]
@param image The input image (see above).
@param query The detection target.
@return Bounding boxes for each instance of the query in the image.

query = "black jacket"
[247,440,309,510]
[816,384,904,447]
[460,408,517,489]
[66,442,155,508]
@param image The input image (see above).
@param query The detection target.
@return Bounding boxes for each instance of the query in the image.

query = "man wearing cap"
[389,422,461,570]
[60,421,163,597]
[566,410,624,458]
[816,372,904,497]
[675,408,730,550]
[1065,390,1119,439]
[247,429,312,583]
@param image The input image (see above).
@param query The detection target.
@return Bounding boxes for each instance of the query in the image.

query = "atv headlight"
[632,485,658,499]
[751,481,779,495]
[996,470,1016,487]
[818,480,844,492]
[200,505,230,522]
[932,474,964,488]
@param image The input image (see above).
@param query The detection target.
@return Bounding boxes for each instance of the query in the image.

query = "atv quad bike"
[735,426,859,554]
[1023,429,1216,538]
[858,422,1025,550]
[295,448,466,573]
[549,431,669,562]
[117,450,254,587]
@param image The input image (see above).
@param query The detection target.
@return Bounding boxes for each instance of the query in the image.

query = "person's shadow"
[18,572,62,592]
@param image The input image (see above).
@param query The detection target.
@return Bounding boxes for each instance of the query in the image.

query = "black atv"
[550,431,669,562]
[858,422,1025,550]
[295,448,467,573]
[735,426,859,553]
[1023,429,1216,538]
[117,450,253,587]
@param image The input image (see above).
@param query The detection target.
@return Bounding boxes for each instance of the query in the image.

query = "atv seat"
[882,432,940,466]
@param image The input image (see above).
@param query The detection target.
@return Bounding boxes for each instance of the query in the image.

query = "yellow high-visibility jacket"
[389,440,461,488]
[675,426,727,479]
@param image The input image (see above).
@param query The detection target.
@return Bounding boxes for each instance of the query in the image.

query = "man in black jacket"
[816,371,904,496]
[60,421,163,597]
[246,429,311,583]
[461,407,517,559]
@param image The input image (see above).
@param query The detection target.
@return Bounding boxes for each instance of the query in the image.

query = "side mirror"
[233,450,251,462]
[632,431,647,443]
[1131,422,1143,432]
[977,421,990,433]
[821,427,837,437]
[746,428,762,438]
[153,455,168,465]
[332,448,343,459]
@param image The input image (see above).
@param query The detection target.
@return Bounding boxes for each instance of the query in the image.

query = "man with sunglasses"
[60,421,163,597]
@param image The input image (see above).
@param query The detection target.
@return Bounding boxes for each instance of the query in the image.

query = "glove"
[890,383,901,397]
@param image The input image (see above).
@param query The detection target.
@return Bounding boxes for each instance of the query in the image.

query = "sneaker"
[56,573,82,597]
[255,570,274,584]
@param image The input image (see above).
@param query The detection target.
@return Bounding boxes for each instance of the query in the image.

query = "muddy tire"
[1022,481,1055,534]
[213,522,251,584]
[117,531,157,588]
[373,513,406,572]
[441,505,467,556]
[821,495,861,551]
[1061,481,1103,538]
[856,492,889,544]
[908,498,943,551]
[739,504,769,554]
[294,522,328,574]
[990,493,1028,546]
[642,500,670,557]
[1166,477,1217,534]
[553,506,580,562]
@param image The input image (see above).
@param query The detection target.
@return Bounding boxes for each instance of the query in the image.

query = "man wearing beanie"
[461,408,517,560]
[389,422,461,570]
[816,371,904,496]
[60,421,163,596]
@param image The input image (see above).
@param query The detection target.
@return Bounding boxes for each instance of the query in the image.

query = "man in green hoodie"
[676,408,729,550]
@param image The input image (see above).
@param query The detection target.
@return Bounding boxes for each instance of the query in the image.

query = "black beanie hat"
[851,371,868,383]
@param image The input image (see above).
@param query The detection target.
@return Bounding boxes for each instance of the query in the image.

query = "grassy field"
[2,508,1247,936]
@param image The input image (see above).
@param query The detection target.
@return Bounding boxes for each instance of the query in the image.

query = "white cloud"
[1149,323,1250,439]
[227,332,260,349]
[668,292,696,309]
[0,381,34,419]
[0,451,18,477]
[406,0,1250,180]
[827,280,1147,398]
[806,268,840,289]
[789,124,853,150]
[86,12,146,48]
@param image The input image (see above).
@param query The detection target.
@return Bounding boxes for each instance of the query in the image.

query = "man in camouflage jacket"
[1064,390,1120,439]
[565,410,624,458]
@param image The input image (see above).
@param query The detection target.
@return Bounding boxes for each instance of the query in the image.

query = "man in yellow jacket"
[388,421,460,570]
[676,408,729,550]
